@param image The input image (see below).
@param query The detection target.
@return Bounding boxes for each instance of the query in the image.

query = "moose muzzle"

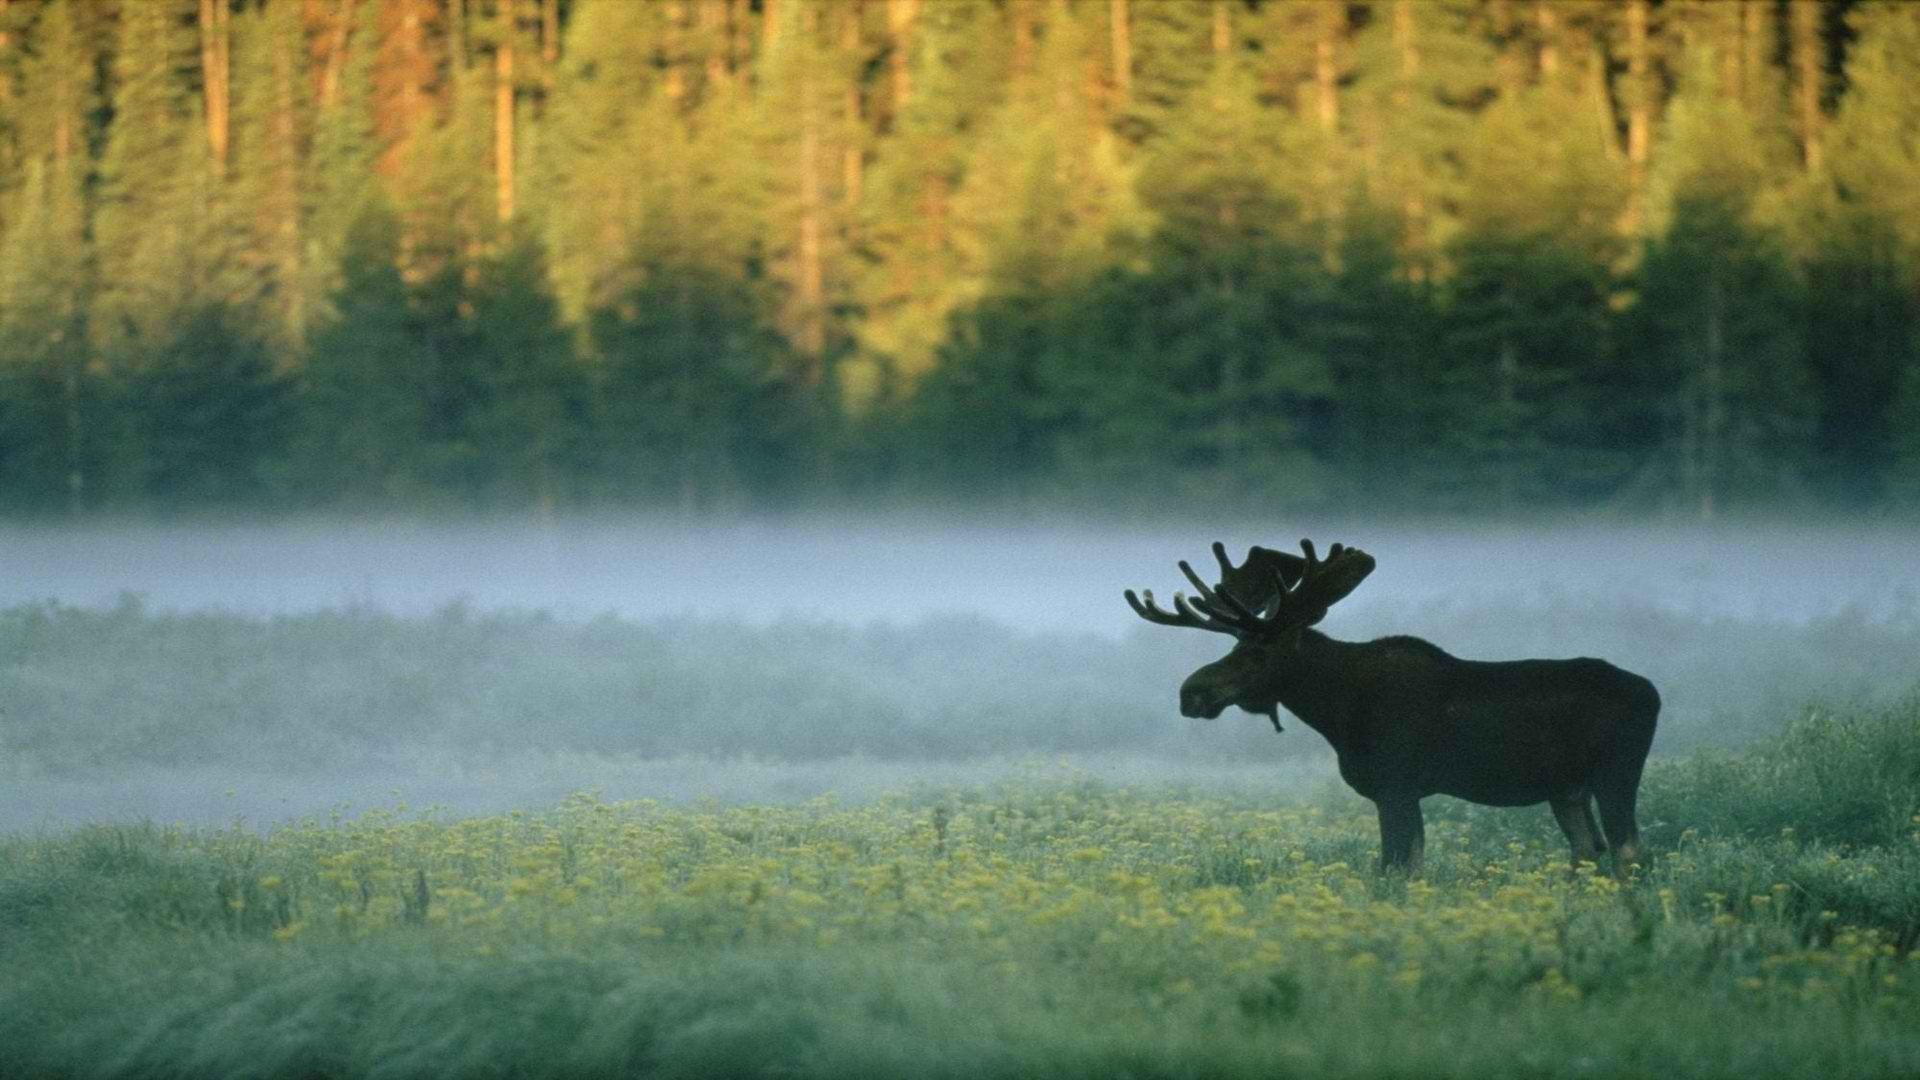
[1179,681,1227,720]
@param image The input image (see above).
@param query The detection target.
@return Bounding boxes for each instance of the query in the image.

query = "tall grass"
[4,700,1920,1079]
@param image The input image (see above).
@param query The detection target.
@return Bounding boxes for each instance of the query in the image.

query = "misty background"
[6,519,1918,831]
[2,2,1919,832]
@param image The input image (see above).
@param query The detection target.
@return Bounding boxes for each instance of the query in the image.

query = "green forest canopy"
[0,0,1917,519]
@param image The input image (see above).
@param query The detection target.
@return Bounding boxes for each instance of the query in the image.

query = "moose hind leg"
[1594,781,1643,877]
[1376,797,1425,878]
[1595,715,1656,877]
[1583,800,1607,854]
[1550,793,1603,869]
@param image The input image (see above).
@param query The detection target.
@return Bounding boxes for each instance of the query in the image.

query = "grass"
[6,698,1920,1078]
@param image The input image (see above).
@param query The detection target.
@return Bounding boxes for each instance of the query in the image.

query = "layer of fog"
[6,517,1917,632]
[0,754,1341,832]
[5,516,1917,830]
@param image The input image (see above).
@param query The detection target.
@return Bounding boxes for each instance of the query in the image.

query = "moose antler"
[1126,539,1376,637]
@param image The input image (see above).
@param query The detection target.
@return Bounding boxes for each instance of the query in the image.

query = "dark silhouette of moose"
[1126,540,1660,877]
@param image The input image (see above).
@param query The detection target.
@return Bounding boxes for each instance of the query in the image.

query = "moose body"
[1130,541,1660,876]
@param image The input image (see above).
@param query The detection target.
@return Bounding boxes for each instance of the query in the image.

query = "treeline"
[0,0,1917,518]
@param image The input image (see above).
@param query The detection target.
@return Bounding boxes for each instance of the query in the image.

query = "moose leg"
[1550,793,1603,870]
[1376,796,1425,877]
[1594,782,1643,878]
[1594,724,1654,877]
[1583,800,1608,854]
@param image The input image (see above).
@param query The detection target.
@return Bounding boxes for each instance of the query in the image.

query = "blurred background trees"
[0,0,1915,520]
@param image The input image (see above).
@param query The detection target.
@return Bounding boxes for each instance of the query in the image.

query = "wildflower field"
[6,701,1920,1078]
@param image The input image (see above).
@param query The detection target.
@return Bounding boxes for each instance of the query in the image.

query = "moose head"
[1125,540,1375,731]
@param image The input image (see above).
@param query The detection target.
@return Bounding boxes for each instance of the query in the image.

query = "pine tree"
[292,199,429,507]
[305,0,383,326]
[847,0,1004,411]
[0,0,94,514]
[460,229,583,514]
[1445,56,1631,509]
[1101,53,1328,507]
[753,0,855,374]
[117,305,291,510]
[1347,0,1497,278]
[590,265,790,514]
[93,0,216,355]
[905,1,1148,506]
[0,159,90,513]
[543,0,711,323]
[1633,48,1810,518]
[1827,4,1920,508]
[229,0,311,355]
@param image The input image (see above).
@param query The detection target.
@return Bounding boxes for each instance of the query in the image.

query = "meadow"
[5,697,1920,1079]
[4,594,1920,1077]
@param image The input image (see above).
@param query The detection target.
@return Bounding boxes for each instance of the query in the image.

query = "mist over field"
[5,516,1917,831]
[7,516,1920,630]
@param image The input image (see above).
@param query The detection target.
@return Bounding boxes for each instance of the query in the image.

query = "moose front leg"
[1376,796,1425,877]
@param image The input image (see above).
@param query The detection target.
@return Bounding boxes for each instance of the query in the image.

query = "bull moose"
[1126,540,1659,877]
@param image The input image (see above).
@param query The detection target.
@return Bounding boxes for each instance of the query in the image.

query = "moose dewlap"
[1126,540,1660,878]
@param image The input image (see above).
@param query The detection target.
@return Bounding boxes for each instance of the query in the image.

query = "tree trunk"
[449,0,469,69]
[1393,0,1425,275]
[318,0,356,111]
[496,0,516,223]
[378,0,432,174]
[1212,0,1229,56]
[1740,0,1765,107]
[1701,260,1725,521]
[1315,3,1342,270]
[543,0,559,80]
[663,0,686,101]
[1536,0,1557,79]
[1498,334,1518,513]
[64,359,83,517]
[274,15,306,345]
[761,0,779,56]
[1623,0,1651,234]
[0,0,11,108]
[1010,0,1034,78]
[887,0,916,113]
[1109,0,1130,108]
[844,2,864,207]
[1792,0,1823,172]
[703,0,730,87]
[199,0,231,176]
[797,11,826,370]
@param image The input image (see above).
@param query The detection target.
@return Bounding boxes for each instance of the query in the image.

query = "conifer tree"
[229,0,311,355]
[848,0,1003,410]
[93,0,210,354]
[293,199,427,506]
[1347,0,1495,278]
[306,0,383,324]
[1103,53,1328,506]
[1633,48,1810,518]
[1446,57,1630,509]
[0,0,93,514]
[1827,4,1920,508]
[460,230,582,513]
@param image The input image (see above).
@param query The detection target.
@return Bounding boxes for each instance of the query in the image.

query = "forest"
[0,0,1916,519]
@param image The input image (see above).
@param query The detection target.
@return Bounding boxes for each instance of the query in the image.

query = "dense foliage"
[5,701,1920,1078]
[0,1,1917,517]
